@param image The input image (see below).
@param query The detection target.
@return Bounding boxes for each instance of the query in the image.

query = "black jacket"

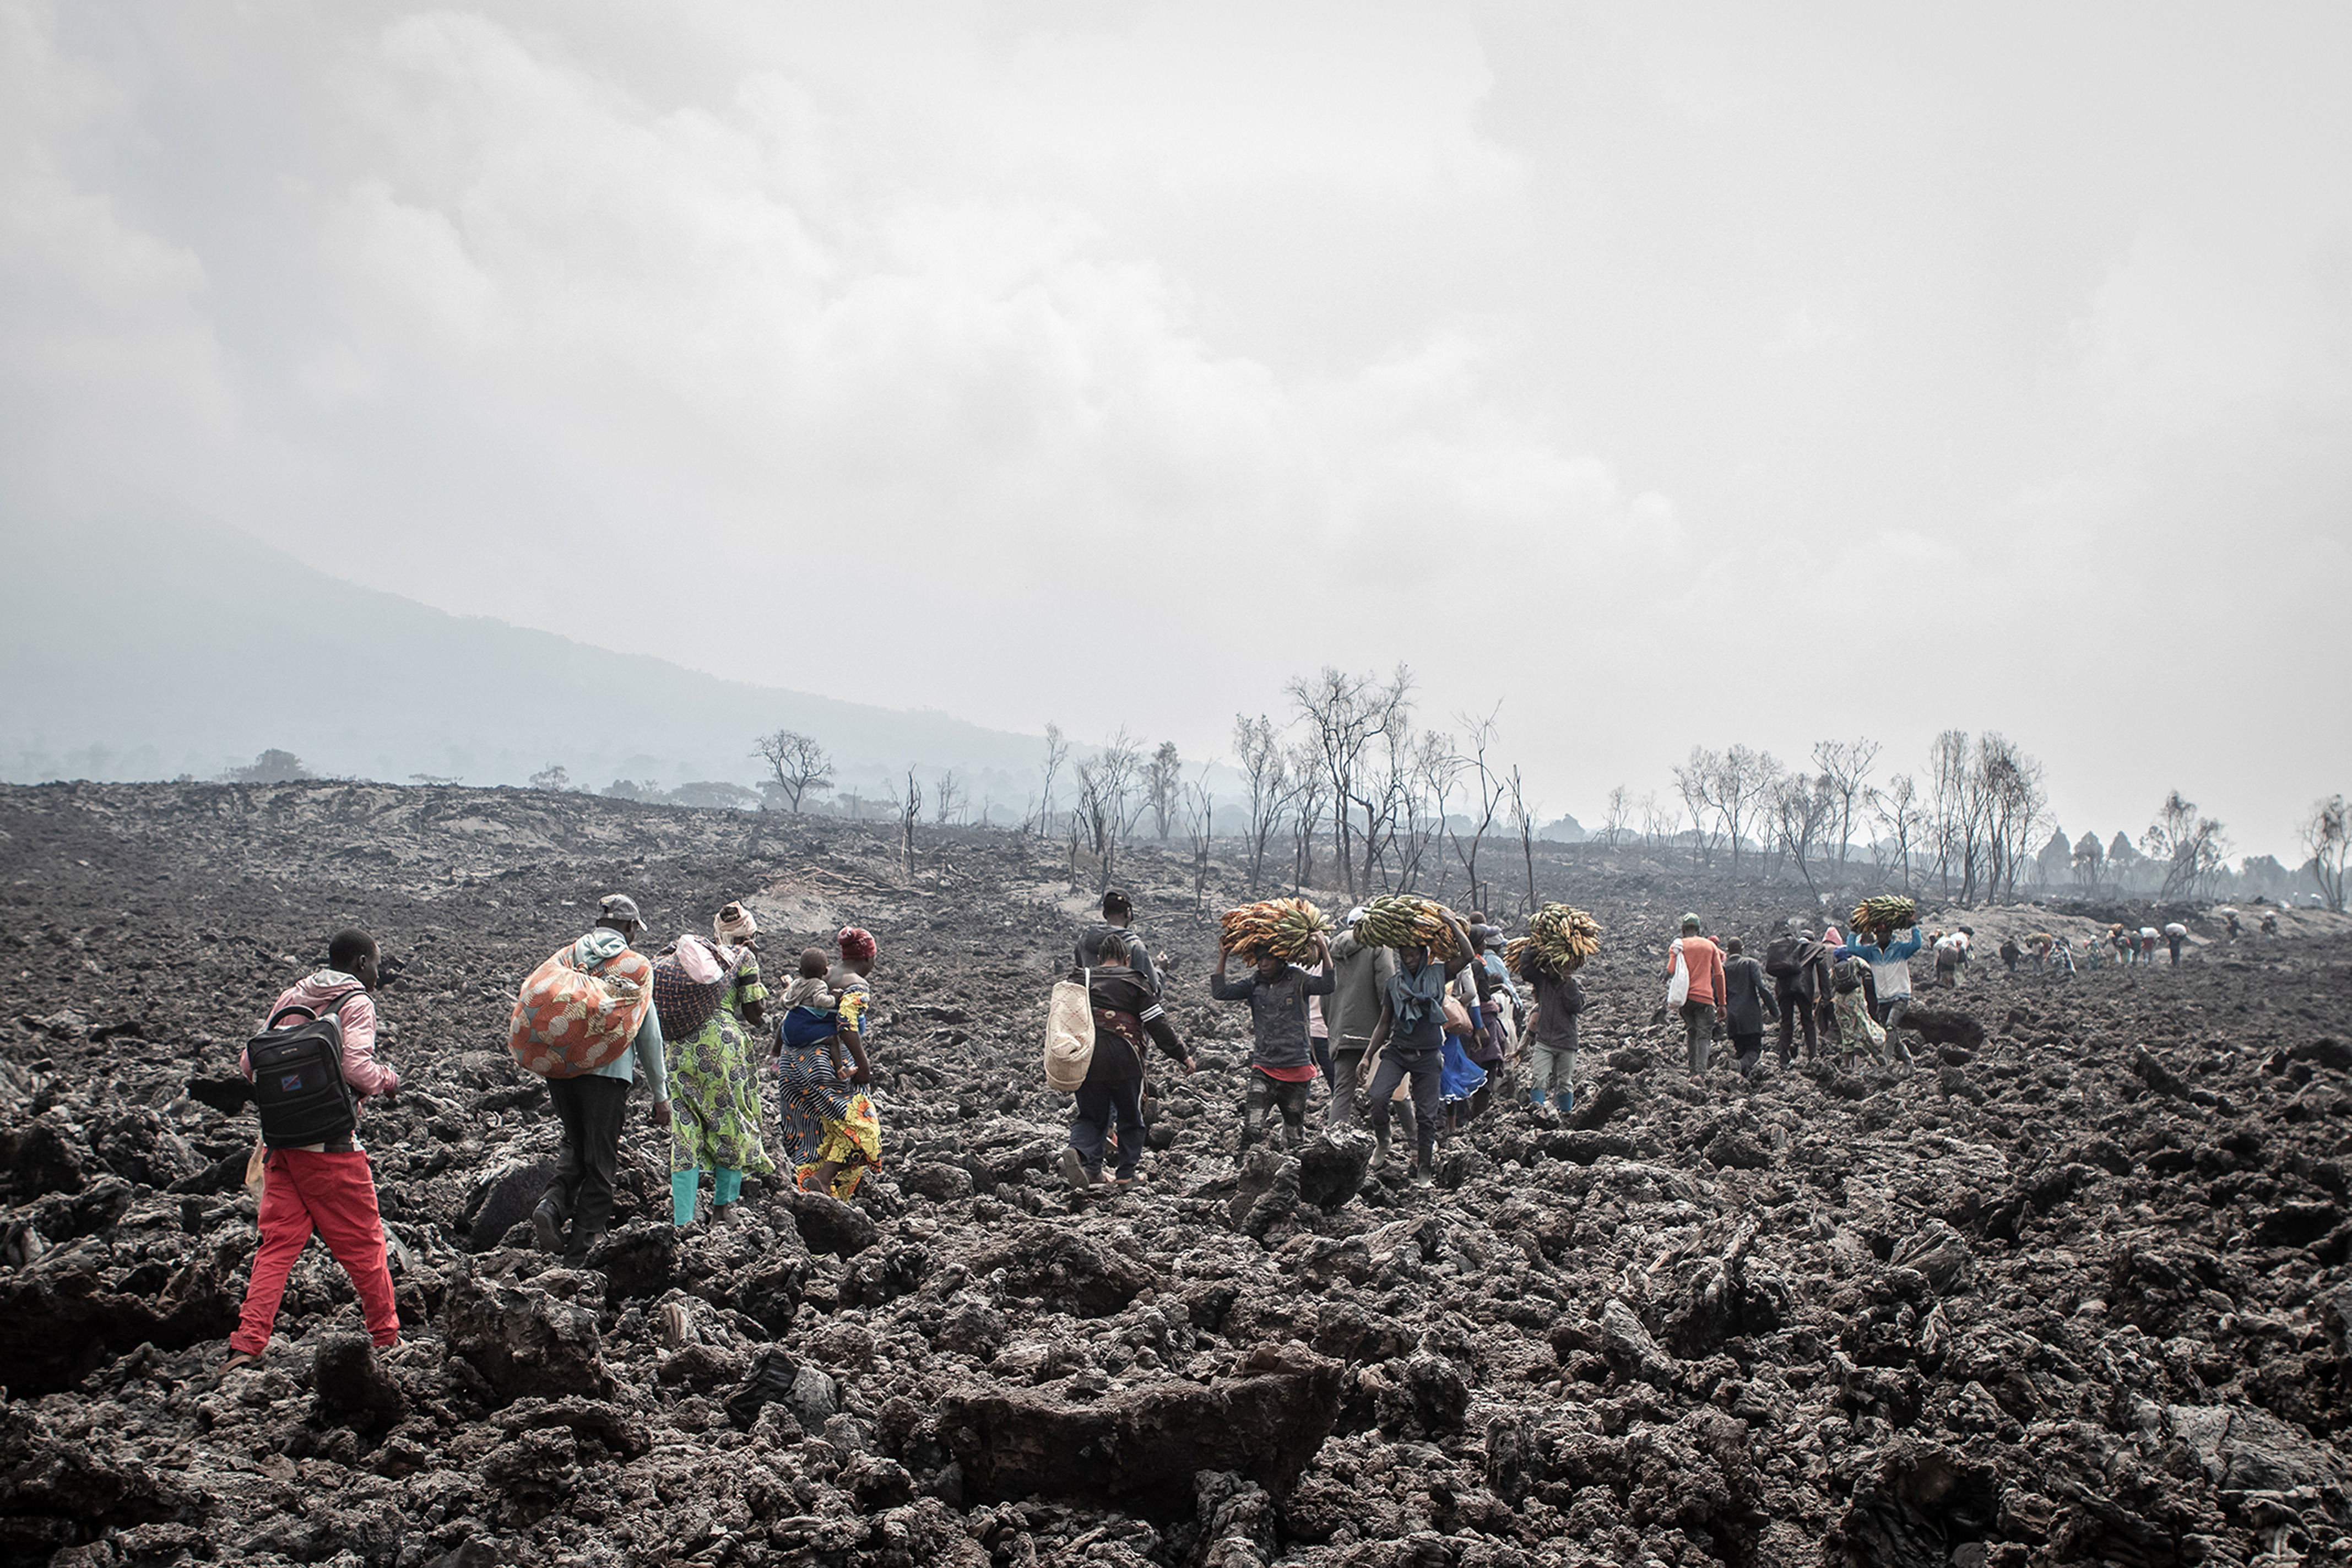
[1722,955,1781,1035]
[1081,967,1186,1084]
[1777,940,1833,1001]
[1076,923,1159,997]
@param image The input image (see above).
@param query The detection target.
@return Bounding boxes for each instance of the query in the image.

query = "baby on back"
[778,946,847,1075]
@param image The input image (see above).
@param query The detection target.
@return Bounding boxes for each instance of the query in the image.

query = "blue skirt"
[1439,1035,1488,1104]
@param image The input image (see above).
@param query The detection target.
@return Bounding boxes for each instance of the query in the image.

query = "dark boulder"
[1293,1128,1374,1211]
[441,1267,613,1406]
[935,1342,1343,1517]
[776,1188,880,1258]
[962,1222,1156,1317]
[312,1331,407,1432]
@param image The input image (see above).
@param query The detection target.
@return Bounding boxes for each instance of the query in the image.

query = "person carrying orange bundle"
[529,894,670,1263]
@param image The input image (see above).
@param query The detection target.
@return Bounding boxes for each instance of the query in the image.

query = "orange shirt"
[1668,937,1725,1005]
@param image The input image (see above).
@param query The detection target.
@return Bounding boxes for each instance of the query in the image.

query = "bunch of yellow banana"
[1851,895,1918,941]
[1220,897,1332,963]
[1517,902,1603,975]
[1356,894,1461,959]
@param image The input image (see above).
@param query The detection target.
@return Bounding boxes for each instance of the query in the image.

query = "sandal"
[221,1350,262,1374]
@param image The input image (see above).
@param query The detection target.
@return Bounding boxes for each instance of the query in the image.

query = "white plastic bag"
[1044,969,1096,1092]
[1665,939,1690,1009]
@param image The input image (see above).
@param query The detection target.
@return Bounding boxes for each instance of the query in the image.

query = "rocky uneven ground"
[5,780,2352,1568]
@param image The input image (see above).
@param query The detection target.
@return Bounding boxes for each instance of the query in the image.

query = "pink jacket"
[241,970,399,1098]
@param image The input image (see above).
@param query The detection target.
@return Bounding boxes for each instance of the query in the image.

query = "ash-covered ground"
[6,781,2352,1568]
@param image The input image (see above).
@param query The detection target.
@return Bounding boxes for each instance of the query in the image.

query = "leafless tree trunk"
[1719,745,1781,881]
[1507,765,1538,918]
[933,769,964,826]
[1974,734,2047,902]
[2302,795,2349,913]
[1601,784,1631,849]
[1287,739,1327,893]
[1674,747,1725,873]
[2144,789,2230,900]
[1074,752,1126,894]
[1868,773,1926,893]
[2071,830,2105,897]
[1288,665,1413,899]
[897,766,923,880]
[1925,730,1990,901]
[1145,741,1183,841]
[1812,737,1879,876]
[1400,728,1456,897]
[1445,707,1505,911]
[1233,713,1291,898]
[1768,771,1835,902]
[1183,764,1217,918]
[1039,723,1069,839]
[753,729,834,813]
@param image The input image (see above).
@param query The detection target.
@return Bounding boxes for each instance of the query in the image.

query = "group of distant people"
[1066,891,1568,1187]
[1663,915,1938,1077]
[1987,915,2248,979]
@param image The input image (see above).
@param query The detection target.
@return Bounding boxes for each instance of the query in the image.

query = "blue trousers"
[1070,1076,1145,1180]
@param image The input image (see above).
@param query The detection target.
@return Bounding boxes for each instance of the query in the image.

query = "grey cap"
[598,893,644,925]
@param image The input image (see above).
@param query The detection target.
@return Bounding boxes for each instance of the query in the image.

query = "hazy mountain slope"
[0,512,1047,802]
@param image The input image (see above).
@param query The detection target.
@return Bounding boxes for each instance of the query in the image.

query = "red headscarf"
[837,926,877,964]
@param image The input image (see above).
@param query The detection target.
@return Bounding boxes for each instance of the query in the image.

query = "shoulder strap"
[264,988,364,1031]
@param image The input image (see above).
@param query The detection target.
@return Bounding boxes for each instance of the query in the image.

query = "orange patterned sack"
[508,940,655,1079]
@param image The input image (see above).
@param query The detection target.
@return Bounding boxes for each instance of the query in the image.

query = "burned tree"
[2304,795,2349,914]
[1232,713,1291,898]
[2143,790,2230,900]
[1144,741,1183,842]
[754,729,833,813]
[1289,664,1413,899]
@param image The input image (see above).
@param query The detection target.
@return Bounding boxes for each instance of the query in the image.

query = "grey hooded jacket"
[1324,927,1399,1053]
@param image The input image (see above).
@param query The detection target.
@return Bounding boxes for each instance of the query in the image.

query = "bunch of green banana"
[1851,895,1918,941]
[1356,894,1461,958]
[1220,897,1332,962]
[1519,902,1603,975]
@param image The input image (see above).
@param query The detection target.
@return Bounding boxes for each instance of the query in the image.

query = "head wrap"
[838,926,877,964]
[598,893,644,926]
[714,901,759,941]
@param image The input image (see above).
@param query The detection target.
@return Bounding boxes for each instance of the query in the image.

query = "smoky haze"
[2,3,2347,861]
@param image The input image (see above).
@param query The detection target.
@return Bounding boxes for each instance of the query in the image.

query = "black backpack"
[246,991,365,1148]
[1763,935,1802,978]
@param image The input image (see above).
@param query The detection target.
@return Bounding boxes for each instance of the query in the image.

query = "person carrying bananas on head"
[1833,920,1924,1072]
[1212,929,1336,1152]
[1362,910,1480,1185]
[1322,908,1399,1131]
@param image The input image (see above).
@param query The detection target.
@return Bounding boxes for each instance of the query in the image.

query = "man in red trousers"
[223,927,402,1370]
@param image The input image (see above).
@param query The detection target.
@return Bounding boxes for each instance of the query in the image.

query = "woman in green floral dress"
[667,902,774,1224]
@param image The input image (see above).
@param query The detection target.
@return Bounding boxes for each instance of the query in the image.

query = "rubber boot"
[529,1198,564,1255]
[1529,1087,1547,1110]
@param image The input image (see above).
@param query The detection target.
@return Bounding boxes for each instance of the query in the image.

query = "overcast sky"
[4,2,2347,859]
